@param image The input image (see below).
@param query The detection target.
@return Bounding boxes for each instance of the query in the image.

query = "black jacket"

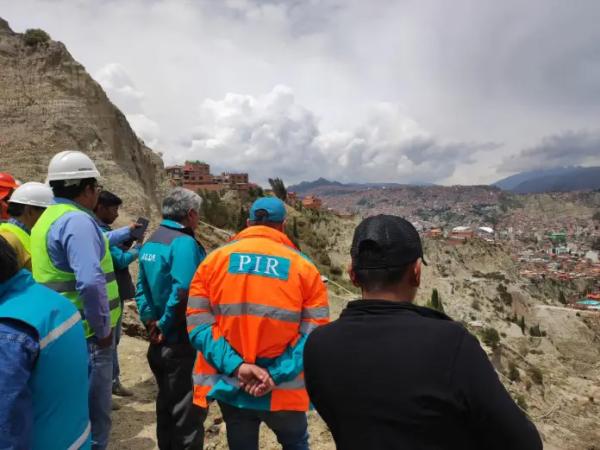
[304,300,542,450]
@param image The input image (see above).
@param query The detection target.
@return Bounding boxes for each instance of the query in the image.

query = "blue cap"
[249,197,286,223]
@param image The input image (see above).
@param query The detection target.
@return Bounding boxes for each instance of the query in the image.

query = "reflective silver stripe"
[68,421,91,450]
[188,296,211,310]
[187,313,215,327]
[40,311,81,349]
[214,303,300,323]
[278,375,305,390]
[301,306,329,320]
[300,322,319,334]
[43,272,117,293]
[193,373,239,388]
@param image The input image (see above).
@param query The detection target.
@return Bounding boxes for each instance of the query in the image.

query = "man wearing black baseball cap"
[304,215,542,450]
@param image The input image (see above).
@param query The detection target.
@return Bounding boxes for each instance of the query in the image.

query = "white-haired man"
[135,187,207,449]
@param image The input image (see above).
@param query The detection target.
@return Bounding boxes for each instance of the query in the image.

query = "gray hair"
[162,188,203,222]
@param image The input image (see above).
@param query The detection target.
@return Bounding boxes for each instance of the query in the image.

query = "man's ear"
[411,259,422,287]
[348,265,360,287]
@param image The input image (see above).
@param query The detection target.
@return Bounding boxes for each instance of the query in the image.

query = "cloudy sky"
[3,0,600,185]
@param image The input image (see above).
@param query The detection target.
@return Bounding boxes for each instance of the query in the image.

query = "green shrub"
[330,265,343,277]
[481,327,500,350]
[23,28,50,46]
[471,299,481,311]
[515,394,528,411]
[529,324,543,337]
[508,361,520,382]
[529,366,544,385]
[428,288,445,313]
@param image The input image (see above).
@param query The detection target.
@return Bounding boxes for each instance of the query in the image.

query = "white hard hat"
[47,150,101,182]
[9,182,54,207]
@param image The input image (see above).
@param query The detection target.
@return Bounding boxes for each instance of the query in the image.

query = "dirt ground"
[109,334,335,450]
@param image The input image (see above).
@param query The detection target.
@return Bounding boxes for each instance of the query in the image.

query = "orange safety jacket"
[186,225,329,411]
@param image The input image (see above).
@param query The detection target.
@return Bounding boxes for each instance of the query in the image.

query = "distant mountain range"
[288,177,436,195]
[493,166,600,193]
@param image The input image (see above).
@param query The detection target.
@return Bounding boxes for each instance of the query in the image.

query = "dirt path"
[109,335,335,450]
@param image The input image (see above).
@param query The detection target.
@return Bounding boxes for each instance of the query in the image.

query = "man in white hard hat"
[30,150,138,450]
[0,182,53,271]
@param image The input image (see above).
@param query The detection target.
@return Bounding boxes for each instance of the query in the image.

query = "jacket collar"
[342,299,452,321]
[8,217,30,234]
[160,219,195,238]
[233,225,298,250]
[0,269,34,300]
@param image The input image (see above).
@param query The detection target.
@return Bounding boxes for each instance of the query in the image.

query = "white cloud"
[183,85,492,184]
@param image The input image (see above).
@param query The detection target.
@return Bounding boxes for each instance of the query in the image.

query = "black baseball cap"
[351,214,427,269]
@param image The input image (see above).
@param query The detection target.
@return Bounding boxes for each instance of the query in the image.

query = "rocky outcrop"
[0,18,164,216]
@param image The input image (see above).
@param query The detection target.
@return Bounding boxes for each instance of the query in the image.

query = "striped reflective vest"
[30,203,121,338]
[0,221,31,254]
[187,225,329,411]
[0,269,91,450]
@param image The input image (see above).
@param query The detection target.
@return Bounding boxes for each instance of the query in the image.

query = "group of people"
[0,149,543,450]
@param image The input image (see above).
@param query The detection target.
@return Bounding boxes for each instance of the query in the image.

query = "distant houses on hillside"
[165,161,254,192]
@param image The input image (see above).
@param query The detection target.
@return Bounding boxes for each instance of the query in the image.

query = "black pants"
[147,342,207,449]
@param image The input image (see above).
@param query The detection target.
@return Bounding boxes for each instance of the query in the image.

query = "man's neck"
[361,289,416,303]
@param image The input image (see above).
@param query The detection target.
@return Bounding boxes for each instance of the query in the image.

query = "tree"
[508,361,521,382]
[481,327,500,350]
[23,28,50,47]
[268,177,287,201]
[428,288,445,313]
[292,217,299,239]
[519,316,526,335]
[558,291,567,305]
[236,206,248,231]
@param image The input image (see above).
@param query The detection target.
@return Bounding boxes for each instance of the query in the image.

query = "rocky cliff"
[0,18,164,216]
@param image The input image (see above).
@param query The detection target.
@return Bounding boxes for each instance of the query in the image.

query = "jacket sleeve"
[106,226,131,246]
[267,267,329,385]
[62,215,111,339]
[134,254,156,323]
[109,244,139,270]
[453,332,543,450]
[186,260,244,376]
[0,320,39,450]
[157,237,203,336]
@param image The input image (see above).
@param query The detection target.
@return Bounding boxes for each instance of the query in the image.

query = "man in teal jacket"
[94,190,141,398]
[0,235,91,449]
[135,188,207,449]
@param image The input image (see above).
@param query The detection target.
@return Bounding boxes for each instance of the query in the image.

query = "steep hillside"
[0,19,165,217]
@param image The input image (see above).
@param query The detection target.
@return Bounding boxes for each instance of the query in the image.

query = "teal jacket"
[0,270,91,450]
[136,220,206,342]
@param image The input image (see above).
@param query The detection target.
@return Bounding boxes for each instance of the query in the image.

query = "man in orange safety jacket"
[186,196,329,450]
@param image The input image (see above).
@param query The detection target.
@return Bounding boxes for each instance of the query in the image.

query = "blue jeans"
[88,339,113,450]
[112,312,122,384]
[218,402,309,450]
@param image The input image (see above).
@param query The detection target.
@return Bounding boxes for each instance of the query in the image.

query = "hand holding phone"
[131,217,149,241]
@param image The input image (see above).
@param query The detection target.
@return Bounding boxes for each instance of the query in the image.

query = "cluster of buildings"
[165,161,327,211]
[286,192,323,210]
[166,161,254,192]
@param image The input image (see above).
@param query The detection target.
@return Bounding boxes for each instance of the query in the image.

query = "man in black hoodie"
[304,215,542,450]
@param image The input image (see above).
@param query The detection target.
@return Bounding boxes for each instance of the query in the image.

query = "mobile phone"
[131,217,149,241]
